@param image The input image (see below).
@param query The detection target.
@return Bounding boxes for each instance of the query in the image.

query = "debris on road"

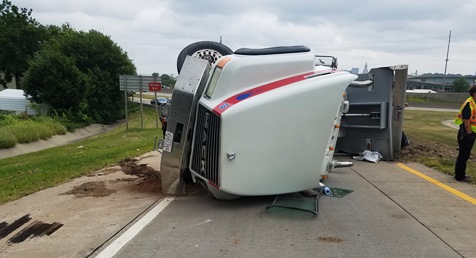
[62,181,115,198]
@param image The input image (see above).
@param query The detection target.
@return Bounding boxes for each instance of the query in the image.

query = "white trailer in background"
[406,89,437,93]
[0,89,38,115]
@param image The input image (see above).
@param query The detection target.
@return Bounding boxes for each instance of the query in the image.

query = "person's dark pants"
[455,127,476,180]
[162,123,167,138]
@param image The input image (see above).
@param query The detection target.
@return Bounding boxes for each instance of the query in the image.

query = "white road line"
[95,197,175,258]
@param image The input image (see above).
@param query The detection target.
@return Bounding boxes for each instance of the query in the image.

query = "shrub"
[50,109,92,132]
[32,116,67,135]
[34,118,67,140]
[1,115,68,144]
[0,113,19,127]
[0,128,17,148]
[7,121,41,143]
[0,113,72,148]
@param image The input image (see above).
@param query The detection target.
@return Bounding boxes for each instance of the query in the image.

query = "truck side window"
[205,67,222,98]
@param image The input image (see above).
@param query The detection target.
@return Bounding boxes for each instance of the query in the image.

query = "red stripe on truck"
[212,69,334,115]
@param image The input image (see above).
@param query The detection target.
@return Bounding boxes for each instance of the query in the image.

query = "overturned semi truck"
[159,41,407,200]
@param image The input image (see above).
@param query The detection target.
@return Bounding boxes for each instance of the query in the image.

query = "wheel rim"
[191,49,224,65]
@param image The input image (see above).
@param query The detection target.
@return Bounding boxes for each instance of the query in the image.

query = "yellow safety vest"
[455,97,476,133]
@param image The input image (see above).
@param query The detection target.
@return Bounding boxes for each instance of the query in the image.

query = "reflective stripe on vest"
[455,97,476,132]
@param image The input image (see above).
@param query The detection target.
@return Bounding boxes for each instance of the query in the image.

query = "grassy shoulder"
[406,96,453,104]
[0,104,163,204]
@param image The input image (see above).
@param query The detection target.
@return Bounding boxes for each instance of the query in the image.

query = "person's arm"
[462,102,472,134]
[464,119,472,135]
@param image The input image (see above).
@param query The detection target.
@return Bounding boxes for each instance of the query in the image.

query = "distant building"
[0,89,40,115]
[406,89,437,94]
[362,63,368,74]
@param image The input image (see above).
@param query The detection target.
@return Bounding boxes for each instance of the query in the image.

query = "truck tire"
[176,41,233,73]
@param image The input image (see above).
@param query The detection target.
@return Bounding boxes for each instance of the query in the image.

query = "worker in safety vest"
[454,84,476,182]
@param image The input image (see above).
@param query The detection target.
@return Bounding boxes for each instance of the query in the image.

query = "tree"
[23,26,136,124]
[23,49,88,111]
[452,78,469,92]
[160,73,176,88]
[0,0,45,89]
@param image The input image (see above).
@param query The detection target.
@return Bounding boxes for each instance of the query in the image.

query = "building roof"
[0,89,27,99]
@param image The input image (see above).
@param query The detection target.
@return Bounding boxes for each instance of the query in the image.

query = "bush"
[32,116,67,136]
[0,114,68,148]
[0,113,19,127]
[50,109,92,132]
[34,121,67,140]
[7,121,41,143]
[0,128,17,148]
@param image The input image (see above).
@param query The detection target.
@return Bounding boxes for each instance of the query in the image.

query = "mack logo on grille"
[200,113,210,177]
[191,104,221,186]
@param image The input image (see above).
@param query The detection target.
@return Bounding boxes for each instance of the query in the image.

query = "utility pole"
[443,30,451,91]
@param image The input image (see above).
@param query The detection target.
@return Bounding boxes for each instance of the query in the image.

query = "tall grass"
[406,96,453,104]
[0,128,16,148]
[0,114,67,148]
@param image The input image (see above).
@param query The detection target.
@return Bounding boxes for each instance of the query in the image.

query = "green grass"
[406,96,453,104]
[403,110,456,146]
[0,128,16,148]
[0,104,163,204]
[0,114,67,147]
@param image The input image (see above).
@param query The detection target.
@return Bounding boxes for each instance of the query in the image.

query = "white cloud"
[12,0,476,76]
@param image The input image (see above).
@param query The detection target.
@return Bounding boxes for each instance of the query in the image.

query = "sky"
[14,0,476,77]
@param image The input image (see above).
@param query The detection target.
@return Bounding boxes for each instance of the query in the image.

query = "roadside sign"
[149,82,162,92]
[119,75,161,91]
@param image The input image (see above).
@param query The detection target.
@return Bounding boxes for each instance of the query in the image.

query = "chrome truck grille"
[190,104,221,186]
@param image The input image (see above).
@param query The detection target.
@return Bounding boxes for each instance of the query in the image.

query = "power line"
[443,30,451,88]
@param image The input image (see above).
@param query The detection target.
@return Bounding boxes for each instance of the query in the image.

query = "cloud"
[12,0,476,76]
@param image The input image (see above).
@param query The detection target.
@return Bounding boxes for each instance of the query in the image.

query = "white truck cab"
[161,45,357,199]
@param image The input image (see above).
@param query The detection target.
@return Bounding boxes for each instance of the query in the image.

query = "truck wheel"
[176,41,233,73]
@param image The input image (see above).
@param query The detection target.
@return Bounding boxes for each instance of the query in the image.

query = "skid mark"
[0,214,63,244]
[0,214,32,240]
[8,221,63,244]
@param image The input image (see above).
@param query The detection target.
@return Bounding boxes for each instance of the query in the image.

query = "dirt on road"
[396,136,458,163]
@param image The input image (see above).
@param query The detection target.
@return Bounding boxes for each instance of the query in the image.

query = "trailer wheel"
[176,41,233,73]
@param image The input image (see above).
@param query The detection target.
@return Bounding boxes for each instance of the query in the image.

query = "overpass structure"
[407,74,476,92]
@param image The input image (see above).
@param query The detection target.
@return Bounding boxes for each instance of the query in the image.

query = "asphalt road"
[131,92,172,105]
[92,156,476,258]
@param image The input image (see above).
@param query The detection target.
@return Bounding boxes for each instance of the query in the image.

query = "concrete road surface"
[92,156,476,258]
